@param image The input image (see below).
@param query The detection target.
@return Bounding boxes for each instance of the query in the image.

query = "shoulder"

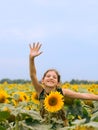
[35,84,43,97]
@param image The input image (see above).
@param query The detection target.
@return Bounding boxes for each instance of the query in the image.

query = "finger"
[36,42,42,50]
[39,51,43,55]
[33,42,35,49]
[38,43,42,51]
[35,42,40,49]
[29,44,31,49]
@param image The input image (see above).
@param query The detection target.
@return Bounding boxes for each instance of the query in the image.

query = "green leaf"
[93,116,98,122]
[0,111,10,121]
[25,117,40,125]
[0,125,6,130]
[92,112,98,122]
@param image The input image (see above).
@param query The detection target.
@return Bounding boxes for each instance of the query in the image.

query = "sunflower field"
[0,81,98,130]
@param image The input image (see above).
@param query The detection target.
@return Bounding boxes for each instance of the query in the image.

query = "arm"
[29,42,43,94]
[62,88,98,101]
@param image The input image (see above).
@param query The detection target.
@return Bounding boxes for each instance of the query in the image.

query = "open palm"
[29,42,42,58]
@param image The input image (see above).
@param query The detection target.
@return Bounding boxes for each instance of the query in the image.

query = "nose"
[49,76,54,80]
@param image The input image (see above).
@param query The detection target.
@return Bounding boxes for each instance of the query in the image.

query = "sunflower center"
[34,94,38,100]
[0,96,6,103]
[48,97,58,106]
[23,95,27,100]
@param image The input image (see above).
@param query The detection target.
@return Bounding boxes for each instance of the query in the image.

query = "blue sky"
[0,0,98,82]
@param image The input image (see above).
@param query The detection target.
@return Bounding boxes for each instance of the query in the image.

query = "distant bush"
[0,78,31,84]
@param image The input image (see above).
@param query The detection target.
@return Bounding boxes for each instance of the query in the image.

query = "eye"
[53,76,57,79]
[46,75,51,78]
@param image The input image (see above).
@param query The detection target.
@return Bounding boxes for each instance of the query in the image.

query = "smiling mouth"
[47,81,55,84]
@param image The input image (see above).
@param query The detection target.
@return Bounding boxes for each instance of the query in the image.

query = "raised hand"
[29,42,43,59]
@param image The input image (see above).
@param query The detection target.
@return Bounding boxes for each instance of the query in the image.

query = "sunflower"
[31,92,40,105]
[12,91,29,102]
[0,90,9,103]
[44,91,64,113]
[73,125,95,130]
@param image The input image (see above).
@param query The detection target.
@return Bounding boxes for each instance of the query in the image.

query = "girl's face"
[42,71,59,88]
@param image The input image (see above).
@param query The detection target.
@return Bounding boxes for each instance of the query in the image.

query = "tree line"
[0,78,31,84]
[0,78,98,84]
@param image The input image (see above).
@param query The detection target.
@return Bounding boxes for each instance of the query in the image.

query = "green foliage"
[0,111,10,121]
[0,78,31,84]
[66,99,91,124]
[0,125,6,130]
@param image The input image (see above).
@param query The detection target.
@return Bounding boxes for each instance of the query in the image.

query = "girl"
[29,42,98,126]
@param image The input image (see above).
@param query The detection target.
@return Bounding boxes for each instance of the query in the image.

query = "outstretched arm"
[62,88,98,101]
[29,42,43,94]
